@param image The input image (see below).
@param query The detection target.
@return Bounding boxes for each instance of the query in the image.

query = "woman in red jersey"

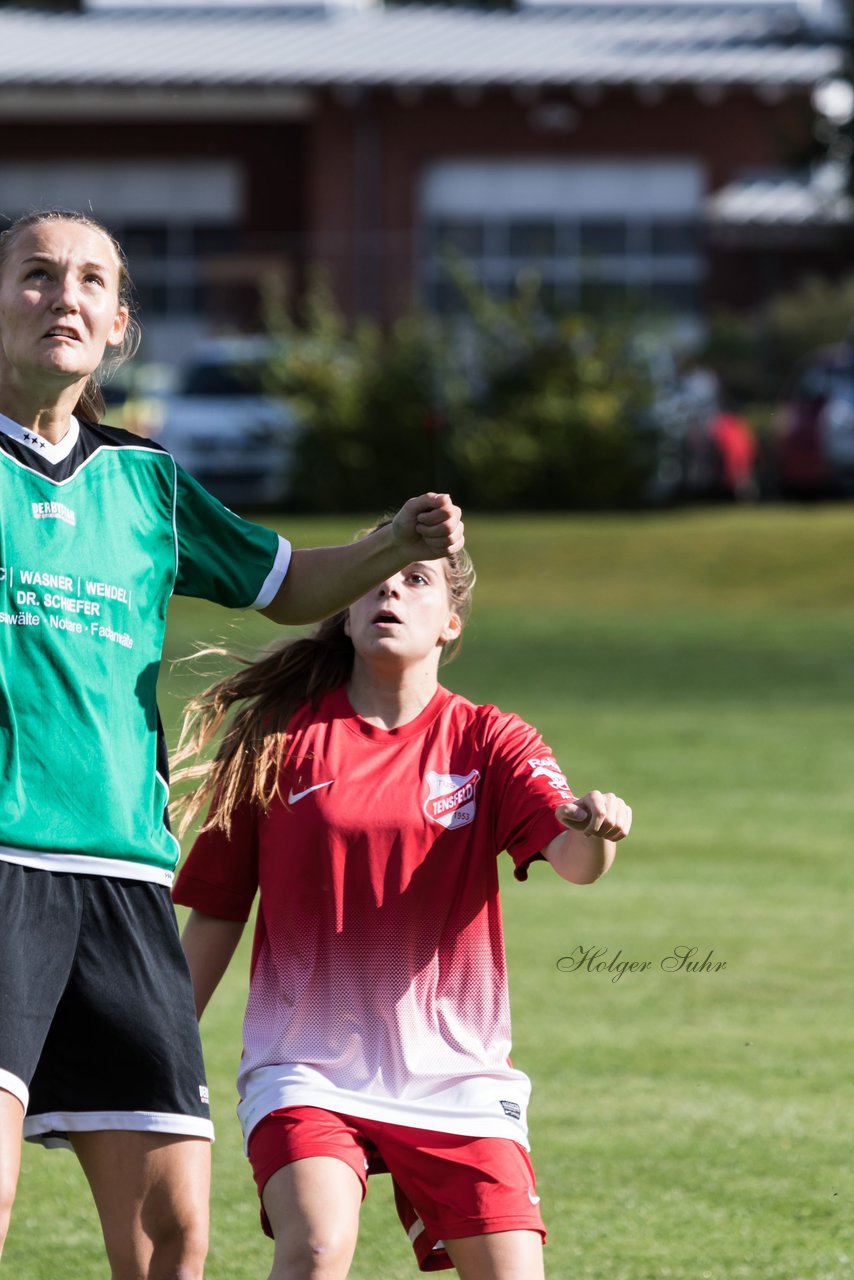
[173,539,631,1280]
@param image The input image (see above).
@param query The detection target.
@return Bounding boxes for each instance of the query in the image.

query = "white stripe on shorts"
[0,1067,29,1111]
[23,1110,215,1149]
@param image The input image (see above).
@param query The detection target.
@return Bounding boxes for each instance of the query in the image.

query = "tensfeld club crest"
[423,769,481,829]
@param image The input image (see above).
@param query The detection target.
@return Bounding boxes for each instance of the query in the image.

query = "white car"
[156,337,299,508]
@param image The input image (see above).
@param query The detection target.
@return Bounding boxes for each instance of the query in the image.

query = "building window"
[0,160,244,327]
[420,159,704,316]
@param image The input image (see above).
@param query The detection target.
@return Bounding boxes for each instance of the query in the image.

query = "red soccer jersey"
[173,683,574,1147]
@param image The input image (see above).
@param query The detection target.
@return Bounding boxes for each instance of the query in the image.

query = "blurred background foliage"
[704,273,854,410]
[261,270,660,513]
[256,259,854,512]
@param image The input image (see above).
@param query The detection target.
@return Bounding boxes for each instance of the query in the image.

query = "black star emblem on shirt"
[22,433,46,450]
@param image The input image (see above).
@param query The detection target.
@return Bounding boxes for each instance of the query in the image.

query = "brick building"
[0,0,847,358]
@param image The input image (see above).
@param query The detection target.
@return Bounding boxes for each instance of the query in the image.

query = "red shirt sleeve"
[484,710,575,881]
[172,798,260,921]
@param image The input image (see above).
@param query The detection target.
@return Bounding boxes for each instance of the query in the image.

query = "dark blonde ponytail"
[171,613,354,837]
[75,381,107,425]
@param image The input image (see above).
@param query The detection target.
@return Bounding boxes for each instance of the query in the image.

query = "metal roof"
[0,2,841,90]
[706,170,854,224]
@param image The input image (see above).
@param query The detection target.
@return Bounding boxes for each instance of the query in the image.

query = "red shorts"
[247,1106,546,1273]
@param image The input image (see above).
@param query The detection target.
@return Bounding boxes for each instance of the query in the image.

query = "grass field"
[7,507,854,1280]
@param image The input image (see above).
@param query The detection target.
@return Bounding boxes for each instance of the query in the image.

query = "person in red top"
[172,534,632,1280]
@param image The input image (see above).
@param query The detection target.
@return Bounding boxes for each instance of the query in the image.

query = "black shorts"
[0,861,213,1148]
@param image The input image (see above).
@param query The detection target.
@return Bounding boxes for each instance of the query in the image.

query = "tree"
[261,272,658,512]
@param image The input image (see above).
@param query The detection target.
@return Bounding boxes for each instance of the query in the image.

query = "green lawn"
[7,507,854,1280]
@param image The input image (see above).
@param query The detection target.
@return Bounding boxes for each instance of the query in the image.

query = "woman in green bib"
[0,208,463,1279]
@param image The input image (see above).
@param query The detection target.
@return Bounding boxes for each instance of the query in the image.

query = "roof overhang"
[0,2,841,100]
[705,170,854,244]
[0,84,314,120]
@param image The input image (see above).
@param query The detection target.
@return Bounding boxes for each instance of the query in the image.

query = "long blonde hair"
[0,209,141,423]
[172,538,476,837]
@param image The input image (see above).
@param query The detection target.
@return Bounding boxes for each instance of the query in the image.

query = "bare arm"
[261,492,464,625]
[180,909,246,1020]
[543,791,632,885]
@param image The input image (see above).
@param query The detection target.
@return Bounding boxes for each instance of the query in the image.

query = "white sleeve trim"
[251,534,292,610]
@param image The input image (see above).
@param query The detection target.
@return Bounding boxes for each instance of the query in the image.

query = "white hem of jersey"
[0,847,173,886]
[0,1068,29,1111]
[251,534,292,609]
[0,412,80,462]
[23,1111,214,1148]
[238,1077,531,1152]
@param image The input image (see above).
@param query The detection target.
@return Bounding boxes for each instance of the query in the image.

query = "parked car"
[154,337,299,508]
[775,343,854,497]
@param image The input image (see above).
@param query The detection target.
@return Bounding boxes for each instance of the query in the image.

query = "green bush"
[705,273,854,407]
[445,281,656,509]
[262,276,657,512]
[262,286,452,512]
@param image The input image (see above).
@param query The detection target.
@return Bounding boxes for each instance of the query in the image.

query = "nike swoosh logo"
[528,1189,541,1205]
[287,781,334,804]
